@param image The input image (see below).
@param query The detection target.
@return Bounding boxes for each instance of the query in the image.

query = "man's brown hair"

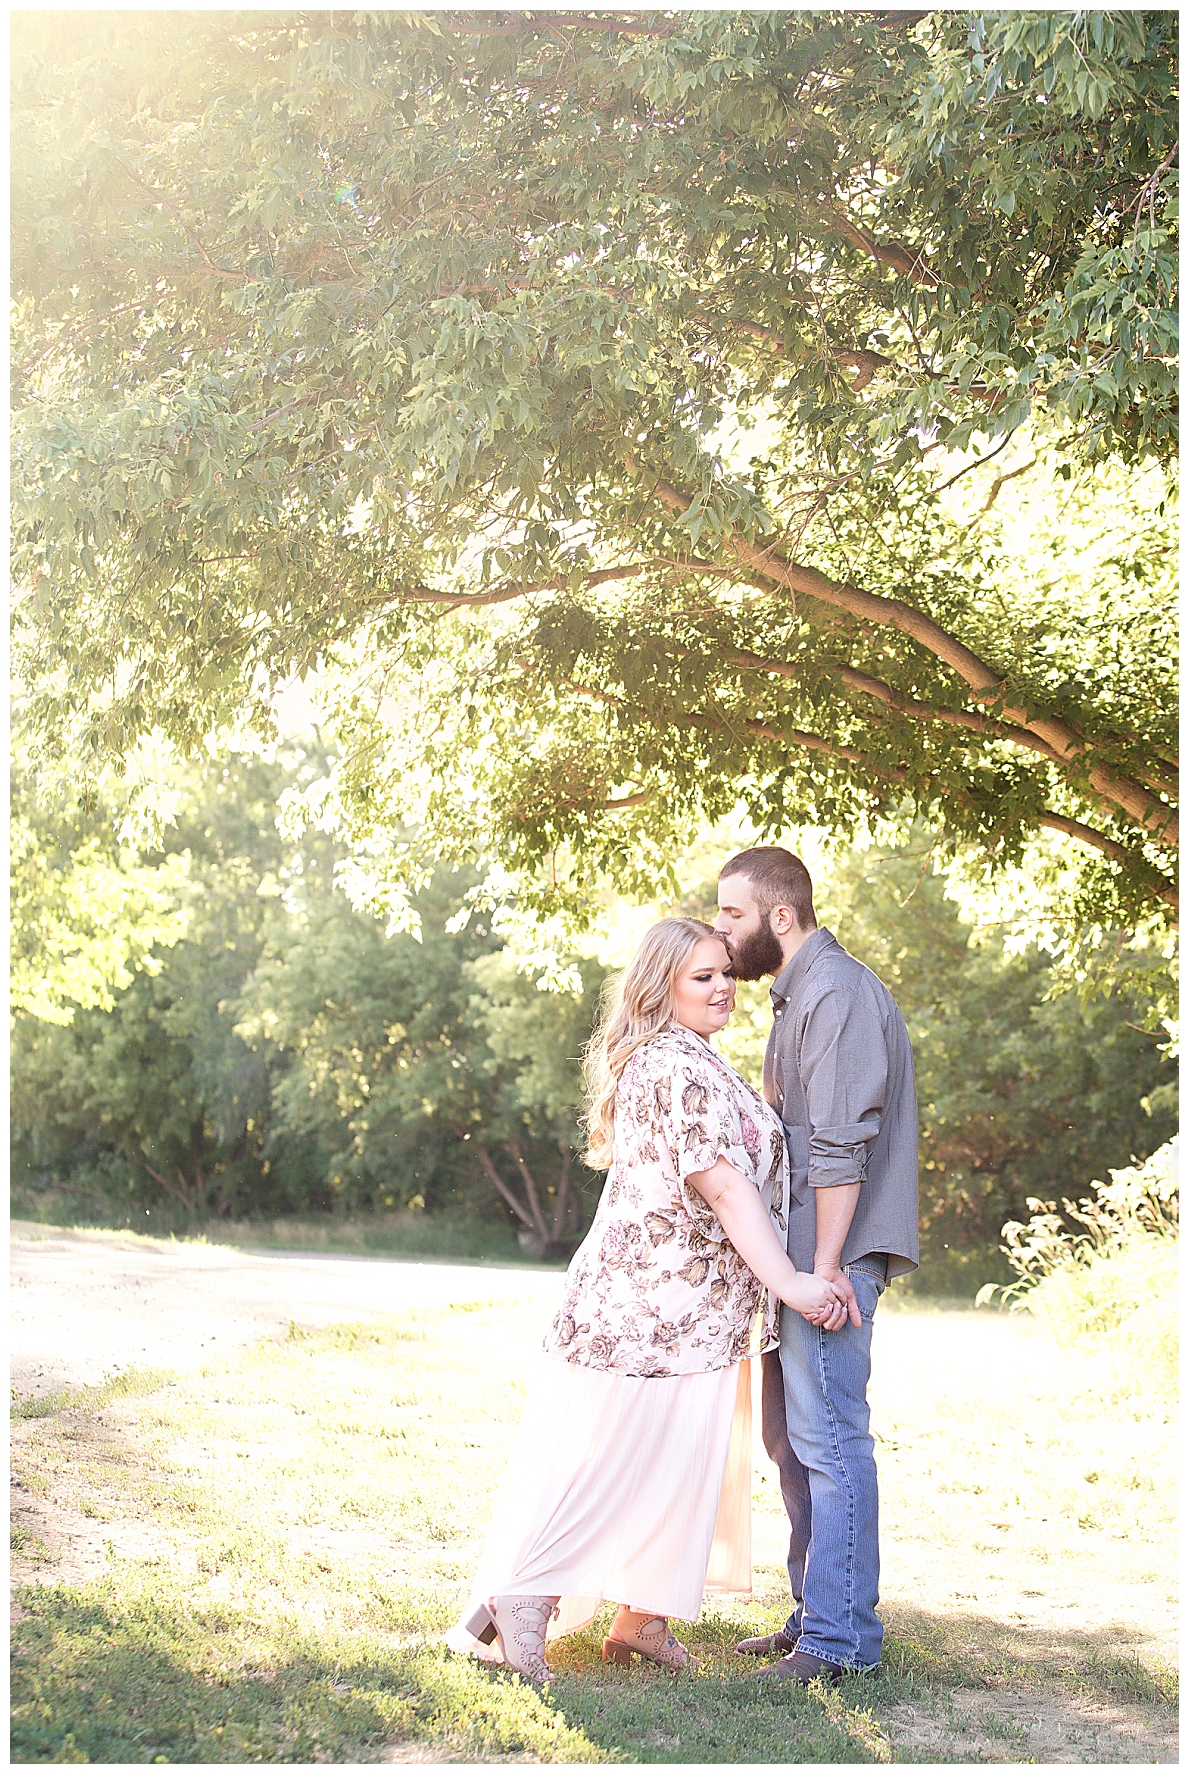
[719,846,817,930]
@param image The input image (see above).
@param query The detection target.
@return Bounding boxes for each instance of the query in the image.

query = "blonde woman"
[449,919,851,1683]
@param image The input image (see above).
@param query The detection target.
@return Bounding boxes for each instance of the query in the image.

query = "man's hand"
[793,1274,849,1332]
[799,1294,849,1331]
[781,1269,848,1329]
[812,1262,862,1329]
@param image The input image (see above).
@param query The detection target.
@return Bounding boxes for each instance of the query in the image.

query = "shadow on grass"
[878,1601,1178,1707]
[11,1582,1178,1766]
[10,1581,607,1765]
[544,1620,892,1764]
[10,1581,883,1765]
[543,1604,1178,1765]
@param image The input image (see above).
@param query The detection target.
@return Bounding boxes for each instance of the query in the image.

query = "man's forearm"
[813,1182,861,1271]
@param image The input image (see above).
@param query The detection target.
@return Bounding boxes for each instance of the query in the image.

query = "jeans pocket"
[845,1266,884,1323]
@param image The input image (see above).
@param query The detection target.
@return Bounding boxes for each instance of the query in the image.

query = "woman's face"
[671,936,736,1038]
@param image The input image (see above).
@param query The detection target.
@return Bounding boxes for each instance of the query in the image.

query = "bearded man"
[714,846,919,1684]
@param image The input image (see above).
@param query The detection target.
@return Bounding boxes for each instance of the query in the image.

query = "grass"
[11,1295,1179,1764]
[981,1140,1179,1402]
[11,1203,552,1267]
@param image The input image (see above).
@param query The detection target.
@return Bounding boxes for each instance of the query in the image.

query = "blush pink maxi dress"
[449,1024,789,1649]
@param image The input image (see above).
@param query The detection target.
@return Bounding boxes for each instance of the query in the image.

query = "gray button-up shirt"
[763,927,919,1280]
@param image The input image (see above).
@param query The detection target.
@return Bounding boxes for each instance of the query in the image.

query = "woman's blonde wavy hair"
[582,916,725,1170]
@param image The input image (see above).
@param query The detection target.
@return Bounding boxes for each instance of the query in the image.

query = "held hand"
[813,1263,862,1329]
[803,1290,848,1331]
[781,1270,849,1328]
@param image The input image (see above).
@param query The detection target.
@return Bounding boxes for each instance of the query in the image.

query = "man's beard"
[724,916,785,982]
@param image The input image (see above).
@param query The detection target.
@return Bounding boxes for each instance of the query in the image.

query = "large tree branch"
[744,717,884,766]
[692,307,1010,404]
[396,557,1171,822]
[826,206,940,288]
[373,524,1176,844]
[1086,733,1177,799]
[440,279,895,394]
[724,319,892,390]
[567,676,901,773]
[564,678,1178,913]
[730,648,1179,843]
[1134,760,1179,799]
[649,475,1178,845]
[728,649,1067,768]
[375,554,731,612]
[1037,814,1178,912]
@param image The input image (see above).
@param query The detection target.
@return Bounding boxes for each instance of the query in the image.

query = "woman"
[449,918,847,1682]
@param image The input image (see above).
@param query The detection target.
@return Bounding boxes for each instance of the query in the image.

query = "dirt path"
[9,1222,566,1400]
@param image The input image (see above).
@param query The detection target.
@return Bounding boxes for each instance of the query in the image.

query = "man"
[714,846,919,1685]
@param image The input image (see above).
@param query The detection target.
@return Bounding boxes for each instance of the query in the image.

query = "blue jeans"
[761,1257,885,1670]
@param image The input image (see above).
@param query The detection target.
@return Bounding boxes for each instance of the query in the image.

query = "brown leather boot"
[734,1626,798,1658]
[748,1648,846,1685]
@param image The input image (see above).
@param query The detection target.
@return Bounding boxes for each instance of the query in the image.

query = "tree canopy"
[11,9,1178,925]
[10,768,190,1025]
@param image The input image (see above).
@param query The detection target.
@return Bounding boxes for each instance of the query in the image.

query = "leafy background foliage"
[8,10,1177,1285]
[11,8,1178,931]
[11,753,601,1254]
[10,753,1174,1289]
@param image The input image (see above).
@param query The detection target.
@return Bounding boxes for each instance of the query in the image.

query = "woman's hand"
[780,1270,850,1330]
[686,1157,858,1331]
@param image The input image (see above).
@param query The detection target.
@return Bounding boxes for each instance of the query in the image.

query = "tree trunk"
[472,1138,577,1259]
[551,1146,573,1244]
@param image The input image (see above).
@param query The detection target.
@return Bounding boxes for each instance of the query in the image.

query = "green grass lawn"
[10,1291,1178,1764]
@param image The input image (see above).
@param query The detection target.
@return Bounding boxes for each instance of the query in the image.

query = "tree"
[11,10,1178,926]
[9,768,190,1026]
[12,747,605,1245]
[466,949,606,1252]
[10,754,294,1223]
[232,872,601,1245]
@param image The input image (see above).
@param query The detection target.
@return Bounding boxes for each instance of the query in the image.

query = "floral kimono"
[543,1024,789,1377]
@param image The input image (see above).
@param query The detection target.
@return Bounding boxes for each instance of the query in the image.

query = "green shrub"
[977,1139,1178,1394]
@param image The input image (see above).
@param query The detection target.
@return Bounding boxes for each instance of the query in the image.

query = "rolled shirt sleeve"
[799,986,888,1189]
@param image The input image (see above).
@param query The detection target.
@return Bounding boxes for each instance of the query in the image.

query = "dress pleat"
[449,1354,753,1649]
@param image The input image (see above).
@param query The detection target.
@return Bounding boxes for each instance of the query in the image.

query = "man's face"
[714,874,786,982]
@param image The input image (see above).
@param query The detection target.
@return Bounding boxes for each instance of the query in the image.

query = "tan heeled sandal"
[465,1595,559,1684]
[602,1614,689,1673]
